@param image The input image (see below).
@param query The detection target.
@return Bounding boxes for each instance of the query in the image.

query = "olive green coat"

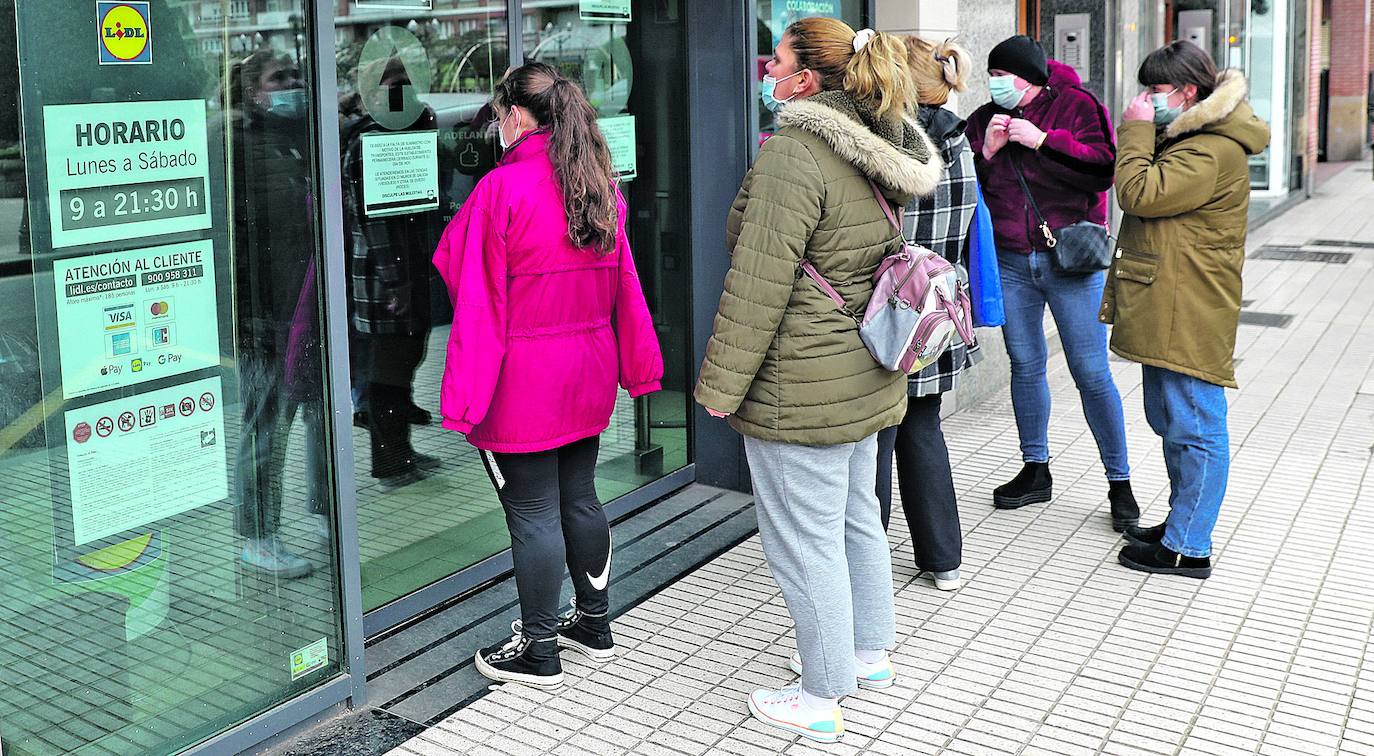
[694,91,943,444]
[1101,71,1270,388]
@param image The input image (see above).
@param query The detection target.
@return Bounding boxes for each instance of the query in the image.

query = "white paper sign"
[52,239,220,399]
[581,0,631,22]
[361,130,439,217]
[64,376,228,545]
[598,115,637,181]
[43,99,211,248]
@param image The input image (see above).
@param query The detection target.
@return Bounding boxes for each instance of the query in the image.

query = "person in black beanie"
[965,35,1138,533]
[987,34,1049,86]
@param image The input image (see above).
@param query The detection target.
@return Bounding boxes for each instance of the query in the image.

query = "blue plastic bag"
[967,182,1005,328]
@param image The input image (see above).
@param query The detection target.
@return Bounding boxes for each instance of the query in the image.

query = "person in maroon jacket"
[966,35,1138,532]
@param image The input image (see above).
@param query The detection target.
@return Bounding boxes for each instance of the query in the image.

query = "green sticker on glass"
[290,637,329,680]
[598,115,636,181]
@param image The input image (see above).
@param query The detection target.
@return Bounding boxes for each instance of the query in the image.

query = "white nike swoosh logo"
[586,537,612,591]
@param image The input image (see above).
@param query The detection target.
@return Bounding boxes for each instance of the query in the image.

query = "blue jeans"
[998,250,1130,480]
[1142,366,1229,558]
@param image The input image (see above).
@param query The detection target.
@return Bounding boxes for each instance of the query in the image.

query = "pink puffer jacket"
[433,131,663,453]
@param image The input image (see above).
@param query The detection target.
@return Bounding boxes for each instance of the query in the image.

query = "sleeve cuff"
[442,417,475,434]
[626,380,662,398]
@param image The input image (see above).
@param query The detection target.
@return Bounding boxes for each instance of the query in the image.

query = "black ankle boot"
[1118,541,1212,579]
[1108,480,1140,533]
[1123,522,1165,545]
[993,462,1052,509]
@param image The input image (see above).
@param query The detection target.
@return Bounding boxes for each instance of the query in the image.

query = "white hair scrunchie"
[852,28,877,53]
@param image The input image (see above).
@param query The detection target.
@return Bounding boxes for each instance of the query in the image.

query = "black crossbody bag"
[1009,157,1113,274]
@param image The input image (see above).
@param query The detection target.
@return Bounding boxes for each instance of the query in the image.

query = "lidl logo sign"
[98,2,152,65]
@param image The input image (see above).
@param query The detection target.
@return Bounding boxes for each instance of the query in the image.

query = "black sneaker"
[1108,479,1140,532]
[1118,541,1212,579]
[1123,522,1166,545]
[993,462,1053,509]
[556,600,615,661]
[474,622,564,689]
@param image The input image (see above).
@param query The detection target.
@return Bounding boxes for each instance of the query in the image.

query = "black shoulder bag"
[1009,157,1112,274]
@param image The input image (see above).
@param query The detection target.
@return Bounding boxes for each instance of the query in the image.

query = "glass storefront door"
[335,1,691,614]
[0,1,344,754]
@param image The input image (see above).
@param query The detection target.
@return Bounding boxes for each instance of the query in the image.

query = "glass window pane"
[334,2,512,611]
[344,1,693,613]
[1,2,342,754]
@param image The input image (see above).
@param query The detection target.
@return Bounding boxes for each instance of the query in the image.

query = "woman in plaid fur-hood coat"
[874,36,982,584]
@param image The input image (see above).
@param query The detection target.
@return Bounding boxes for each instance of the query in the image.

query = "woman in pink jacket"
[433,62,663,689]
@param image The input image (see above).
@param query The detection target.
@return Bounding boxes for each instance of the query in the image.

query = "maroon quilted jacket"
[966,60,1116,253]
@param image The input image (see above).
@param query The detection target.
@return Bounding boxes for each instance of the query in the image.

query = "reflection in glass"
[345,3,693,613]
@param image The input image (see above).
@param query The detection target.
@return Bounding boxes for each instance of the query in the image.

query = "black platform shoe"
[993,462,1053,509]
[1123,522,1166,545]
[1108,479,1140,532]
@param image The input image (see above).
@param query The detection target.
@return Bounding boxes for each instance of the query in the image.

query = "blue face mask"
[989,74,1027,110]
[761,70,804,113]
[265,88,307,119]
[1151,89,1185,125]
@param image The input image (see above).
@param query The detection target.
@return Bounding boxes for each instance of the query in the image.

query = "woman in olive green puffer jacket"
[692,18,942,742]
[693,57,942,445]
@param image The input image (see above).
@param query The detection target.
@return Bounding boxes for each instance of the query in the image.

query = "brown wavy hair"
[493,63,618,254]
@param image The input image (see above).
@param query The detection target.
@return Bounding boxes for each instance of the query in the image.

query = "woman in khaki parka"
[694,18,940,743]
[1104,41,1269,579]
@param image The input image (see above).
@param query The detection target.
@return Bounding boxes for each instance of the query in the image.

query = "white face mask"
[497,108,518,150]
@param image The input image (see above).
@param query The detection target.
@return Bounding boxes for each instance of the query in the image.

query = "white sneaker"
[787,652,897,691]
[241,538,313,579]
[747,683,844,743]
[932,568,962,591]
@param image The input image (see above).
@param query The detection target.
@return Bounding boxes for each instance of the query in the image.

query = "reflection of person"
[342,56,439,486]
[695,20,940,742]
[875,37,979,594]
[1108,42,1268,578]
[965,36,1137,530]
[434,62,662,690]
[229,51,325,579]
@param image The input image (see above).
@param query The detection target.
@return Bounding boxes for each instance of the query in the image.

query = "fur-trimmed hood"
[775,90,943,199]
[1163,70,1269,155]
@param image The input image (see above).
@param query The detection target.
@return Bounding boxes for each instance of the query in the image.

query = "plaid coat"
[343,113,439,336]
[904,105,982,398]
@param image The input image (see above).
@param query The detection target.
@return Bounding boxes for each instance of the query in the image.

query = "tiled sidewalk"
[386,165,1374,756]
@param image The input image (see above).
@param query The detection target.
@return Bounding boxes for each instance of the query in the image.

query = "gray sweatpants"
[743,433,897,699]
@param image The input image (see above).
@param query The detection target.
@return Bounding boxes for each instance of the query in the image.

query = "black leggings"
[482,435,611,641]
[876,394,963,573]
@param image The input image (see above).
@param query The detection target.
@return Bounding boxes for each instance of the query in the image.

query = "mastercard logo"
[98,2,152,64]
[150,301,170,316]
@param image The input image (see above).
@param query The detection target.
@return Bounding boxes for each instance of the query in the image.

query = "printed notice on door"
[52,239,220,399]
[361,130,439,217]
[64,376,228,545]
[43,99,211,248]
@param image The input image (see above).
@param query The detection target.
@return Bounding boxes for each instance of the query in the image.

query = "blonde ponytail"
[903,36,971,107]
[786,18,917,120]
[844,30,917,119]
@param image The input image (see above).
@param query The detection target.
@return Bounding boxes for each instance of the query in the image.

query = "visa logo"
[104,304,135,330]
